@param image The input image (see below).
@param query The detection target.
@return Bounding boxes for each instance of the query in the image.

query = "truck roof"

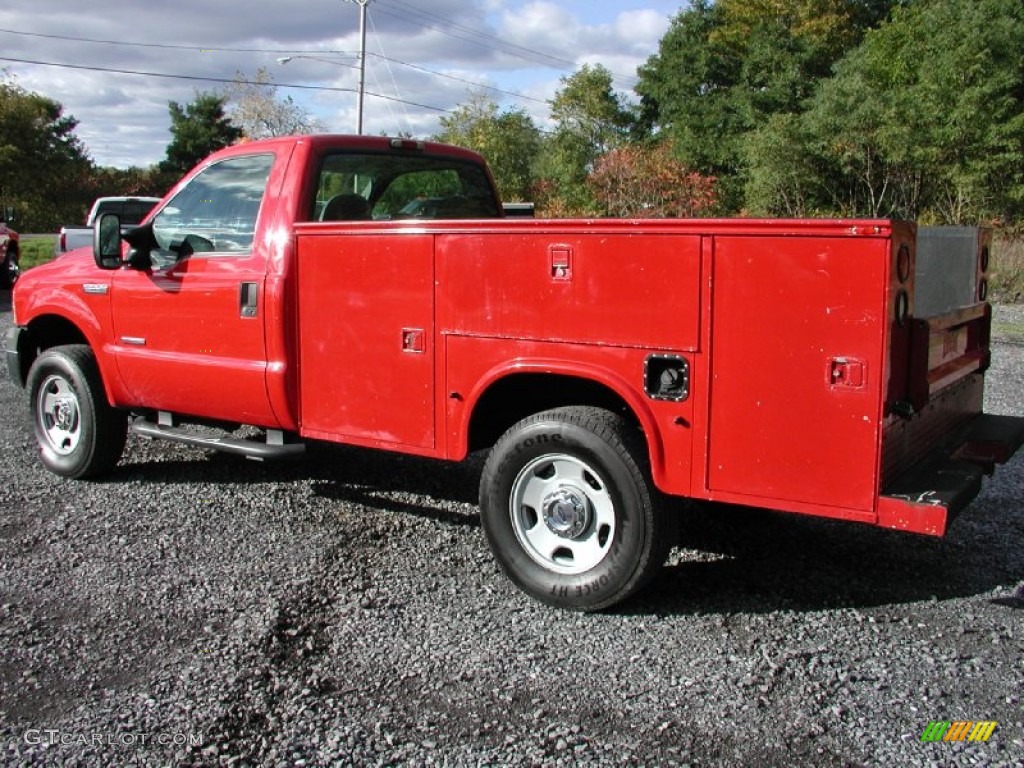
[202,134,491,166]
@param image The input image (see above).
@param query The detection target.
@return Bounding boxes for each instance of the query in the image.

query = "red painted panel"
[442,334,696,497]
[110,254,275,424]
[437,233,702,351]
[706,235,889,511]
[296,232,435,450]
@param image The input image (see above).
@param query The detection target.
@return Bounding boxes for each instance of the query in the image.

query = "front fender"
[14,283,122,405]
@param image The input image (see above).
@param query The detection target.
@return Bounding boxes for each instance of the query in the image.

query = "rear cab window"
[307,151,500,222]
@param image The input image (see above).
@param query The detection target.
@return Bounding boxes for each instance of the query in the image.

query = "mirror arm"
[126,248,153,270]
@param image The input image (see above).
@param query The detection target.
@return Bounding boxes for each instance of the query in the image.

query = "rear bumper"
[879,413,1024,535]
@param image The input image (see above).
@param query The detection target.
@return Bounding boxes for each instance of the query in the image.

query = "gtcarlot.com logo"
[920,721,998,743]
[24,729,202,748]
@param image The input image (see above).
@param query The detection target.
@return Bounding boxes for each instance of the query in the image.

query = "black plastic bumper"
[4,325,26,389]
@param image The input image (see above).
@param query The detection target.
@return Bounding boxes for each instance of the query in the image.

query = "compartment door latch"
[828,357,865,389]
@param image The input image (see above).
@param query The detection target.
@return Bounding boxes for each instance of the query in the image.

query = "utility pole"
[346,0,371,135]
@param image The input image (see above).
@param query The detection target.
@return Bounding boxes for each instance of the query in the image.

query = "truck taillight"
[885,229,916,415]
[59,231,66,252]
[895,290,910,327]
[894,242,911,326]
[892,237,914,327]
[389,138,425,151]
[977,231,991,303]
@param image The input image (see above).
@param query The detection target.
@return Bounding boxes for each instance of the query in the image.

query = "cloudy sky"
[0,0,680,169]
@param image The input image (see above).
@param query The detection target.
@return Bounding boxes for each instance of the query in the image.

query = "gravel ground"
[0,292,1022,768]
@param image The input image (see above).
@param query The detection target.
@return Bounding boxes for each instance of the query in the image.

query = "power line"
[373,1,574,70]
[0,15,641,89]
[0,56,454,114]
[0,26,549,108]
[0,27,332,56]
[365,52,547,105]
[373,0,640,88]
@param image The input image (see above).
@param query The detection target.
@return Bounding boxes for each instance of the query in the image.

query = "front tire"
[27,345,128,478]
[479,406,674,611]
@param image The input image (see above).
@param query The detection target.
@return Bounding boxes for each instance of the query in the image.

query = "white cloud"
[0,0,672,168]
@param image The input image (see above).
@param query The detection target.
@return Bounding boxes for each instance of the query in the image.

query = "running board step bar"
[131,415,305,460]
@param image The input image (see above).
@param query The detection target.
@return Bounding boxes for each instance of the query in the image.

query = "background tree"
[433,91,541,202]
[636,0,899,212]
[587,142,717,218]
[224,68,325,139]
[535,65,634,215]
[160,92,242,175]
[0,75,93,231]
[746,0,1024,222]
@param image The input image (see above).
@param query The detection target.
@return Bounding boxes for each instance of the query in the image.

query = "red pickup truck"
[6,135,1023,610]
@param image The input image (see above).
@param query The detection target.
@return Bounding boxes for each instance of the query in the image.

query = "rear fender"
[456,358,670,488]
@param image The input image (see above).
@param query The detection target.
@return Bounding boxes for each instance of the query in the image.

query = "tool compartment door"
[706,235,887,512]
[296,231,436,451]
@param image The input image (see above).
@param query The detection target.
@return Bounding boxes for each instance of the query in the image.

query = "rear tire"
[27,345,128,478]
[479,406,675,611]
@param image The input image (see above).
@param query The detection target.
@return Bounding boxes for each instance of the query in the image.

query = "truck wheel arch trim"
[453,357,668,479]
[18,307,114,400]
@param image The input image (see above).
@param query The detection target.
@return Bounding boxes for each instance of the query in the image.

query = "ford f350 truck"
[5,135,1023,610]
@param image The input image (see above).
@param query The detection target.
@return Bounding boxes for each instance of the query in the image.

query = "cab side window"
[152,154,274,259]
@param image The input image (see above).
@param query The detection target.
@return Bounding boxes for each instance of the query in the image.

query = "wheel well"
[18,315,90,381]
[467,373,637,452]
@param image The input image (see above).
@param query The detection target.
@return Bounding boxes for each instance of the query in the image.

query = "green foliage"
[374,170,463,215]
[534,65,634,214]
[746,0,1024,222]
[636,0,898,212]
[0,76,93,231]
[744,113,825,216]
[433,91,541,202]
[160,92,243,175]
[17,235,57,271]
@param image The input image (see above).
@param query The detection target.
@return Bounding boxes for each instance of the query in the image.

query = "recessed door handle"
[239,282,258,318]
[550,244,573,281]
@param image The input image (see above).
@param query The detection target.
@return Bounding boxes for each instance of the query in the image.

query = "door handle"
[549,244,573,281]
[239,282,259,318]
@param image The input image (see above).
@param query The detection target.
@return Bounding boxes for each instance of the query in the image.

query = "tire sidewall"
[481,413,652,610]
[27,351,101,478]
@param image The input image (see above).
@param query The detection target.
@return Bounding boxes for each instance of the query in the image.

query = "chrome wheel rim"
[509,453,616,574]
[36,374,82,456]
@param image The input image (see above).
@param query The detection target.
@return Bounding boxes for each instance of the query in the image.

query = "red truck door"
[706,232,887,514]
[109,153,279,425]
[295,229,436,452]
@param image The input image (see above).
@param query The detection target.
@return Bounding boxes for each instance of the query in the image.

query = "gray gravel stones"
[1,296,1022,766]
